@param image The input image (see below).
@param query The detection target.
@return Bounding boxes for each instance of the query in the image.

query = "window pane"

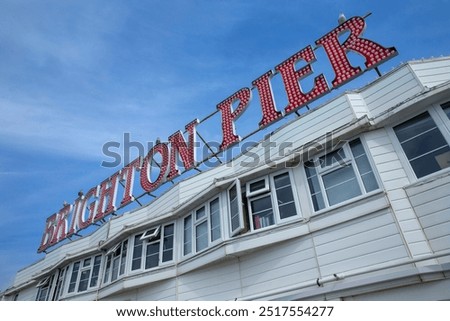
[103,255,111,283]
[273,172,290,187]
[111,257,120,282]
[441,101,450,119]
[409,148,450,178]
[196,206,206,220]
[77,269,90,292]
[83,258,91,267]
[278,202,297,220]
[90,255,102,287]
[394,112,450,178]
[184,216,192,255]
[395,112,435,142]
[229,185,240,232]
[162,224,174,262]
[401,128,448,159]
[210,198,221,242]
[196,221,208,252]
[361,172,379,192]
[145,242,160,269]
[251,195,274,229]
[37,286,49,301]
[119,241,128,276]
[55,268,66,301]
[274,173,297,219]
[323,165,361,206]
[304,163,325,211]
[68,262,80,293]
[320,148,346,168]
[249,179,266,193]
[350,139,379,193]
[251,194,272,212]
[132,235,143,271]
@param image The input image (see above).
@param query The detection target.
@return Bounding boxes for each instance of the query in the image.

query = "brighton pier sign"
[38,16,397,253]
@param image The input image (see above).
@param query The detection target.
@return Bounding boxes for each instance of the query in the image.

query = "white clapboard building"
[2,55,450,301]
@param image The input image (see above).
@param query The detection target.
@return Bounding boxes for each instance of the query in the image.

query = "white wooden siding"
[409,57,450,88]
[362,129,411,190]
[268,95,354,159]
[137,279,177,301]
[239,237,318,297]
[103,279,177,301]
[346,93,370,120]
[362,65,423,117]
[178,166,233,205]
[15,286,35,301]
[405,173,450,253]
[364,129,434,258]
[177,259,242,300]
[313,209,409,276]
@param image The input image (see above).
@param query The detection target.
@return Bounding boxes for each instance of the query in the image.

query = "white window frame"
[103,239,128,284]
[391,102,450,181]
[183,196,222,256]
[36,276,50,288]
[246,176,270,197]
[246,170,300,231]
[35,275,53,301]
[304,138,380,212]
[140,226,161,241]
[66,254,104,295]
[53,267,67,301]
[66,254,102,295]
[131,223,175,272]
[228,179,245,237]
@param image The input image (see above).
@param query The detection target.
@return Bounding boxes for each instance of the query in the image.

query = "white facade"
[3,56,450,301]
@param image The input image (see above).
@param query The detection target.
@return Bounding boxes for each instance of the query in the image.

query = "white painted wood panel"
[362,65,422,117]
[410,58,450,88]
[177,258,241,300]
[137,280,177,301]
[178,166,233,205]
[405,173,450,253]
[346,93,370,119]
[103,279,177,301]
[239,237,318,297]
[365,129,410,186]
[16,286,36,301]
[314,210,408,276]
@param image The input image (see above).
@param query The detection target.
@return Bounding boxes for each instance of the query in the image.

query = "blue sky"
[0,0,449,292]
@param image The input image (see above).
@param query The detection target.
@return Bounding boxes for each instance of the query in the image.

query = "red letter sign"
[252,70,283,128]
[119,157,142,207]
[50,204,72,245]
[38,214,57,253]
[140,143,169,193]
[275,45,330,114]
[68,186,98,235]
[94,172,120,222]
[167,119,199,180]
[316,16,397,87]
[217,88,252,150]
